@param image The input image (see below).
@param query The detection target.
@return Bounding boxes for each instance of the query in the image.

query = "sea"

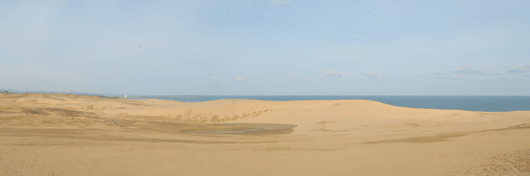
[4,90,529,112]
[142,95,529,112]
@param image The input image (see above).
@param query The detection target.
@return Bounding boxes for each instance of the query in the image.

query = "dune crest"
[2,93,528,135]
[1,93,530,175]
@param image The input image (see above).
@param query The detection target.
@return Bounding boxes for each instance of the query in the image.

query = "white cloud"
[509,64,530,73]
[453,65,503,75]
[234,76,247,82]
[437,75,448,79]
[361,71,382,80]
[209,76,221,80]
[271,0,292,6]
[324,71,347,77]
[453,65,488,75]
[443,74,524,83]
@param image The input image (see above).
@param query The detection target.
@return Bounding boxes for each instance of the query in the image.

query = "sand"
[1,93,529,175]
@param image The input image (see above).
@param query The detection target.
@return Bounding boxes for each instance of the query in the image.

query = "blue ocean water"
[145,95,530,112]
[4,89,529,112]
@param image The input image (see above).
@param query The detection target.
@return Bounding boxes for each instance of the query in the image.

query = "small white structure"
[124,95,127,98]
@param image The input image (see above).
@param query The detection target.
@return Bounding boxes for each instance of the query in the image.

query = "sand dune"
[1,93,529,175]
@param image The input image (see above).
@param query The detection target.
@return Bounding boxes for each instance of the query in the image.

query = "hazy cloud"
[361,71,382,80]
[453,65,503,75]
[209,76,221,80]
[324,71,347,77]
[443,74,525,84]
[453,65,488,75]
[436,75,448,79]
[271,0,292,6]
[509,64,530,73]
[234,76,248,82]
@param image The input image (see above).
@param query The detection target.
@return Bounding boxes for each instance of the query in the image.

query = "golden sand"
[1,93,529,175]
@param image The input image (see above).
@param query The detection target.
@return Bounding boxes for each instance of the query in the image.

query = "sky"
[1,0,529,95]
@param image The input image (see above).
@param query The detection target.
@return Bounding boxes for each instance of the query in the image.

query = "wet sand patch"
[188,123,297,135]
[363,133,469,144]
[101,119,298,135]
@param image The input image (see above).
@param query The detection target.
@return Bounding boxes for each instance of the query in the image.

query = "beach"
[1,93,529,175]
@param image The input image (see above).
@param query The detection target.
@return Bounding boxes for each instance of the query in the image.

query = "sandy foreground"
[1,93,529,175]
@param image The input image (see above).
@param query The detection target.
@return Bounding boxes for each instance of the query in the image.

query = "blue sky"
[1,0,529,95]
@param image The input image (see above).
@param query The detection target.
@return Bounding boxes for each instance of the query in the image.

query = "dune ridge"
[2,93,528,135]
[1,93,530,175]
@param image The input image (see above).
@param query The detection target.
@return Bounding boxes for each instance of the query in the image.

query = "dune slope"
[1,93,529,175]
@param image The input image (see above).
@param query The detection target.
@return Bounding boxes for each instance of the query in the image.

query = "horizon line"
[1,90,529,97]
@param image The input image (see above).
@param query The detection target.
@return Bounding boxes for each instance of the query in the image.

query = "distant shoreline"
[2,92,530,112]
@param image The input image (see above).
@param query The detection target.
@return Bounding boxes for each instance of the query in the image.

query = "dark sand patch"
[0,128,275,144]
[480,149,530,175]
[363,123,530,145]
[363,133,469,144]
[99,119,297,135]
[183,123,297,135]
